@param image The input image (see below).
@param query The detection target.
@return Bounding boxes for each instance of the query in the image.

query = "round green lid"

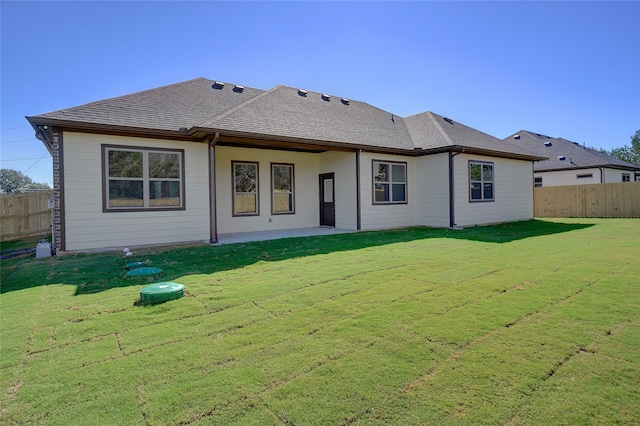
[140,282,185,295]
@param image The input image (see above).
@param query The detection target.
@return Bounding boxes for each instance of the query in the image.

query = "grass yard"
[1,218,639,425]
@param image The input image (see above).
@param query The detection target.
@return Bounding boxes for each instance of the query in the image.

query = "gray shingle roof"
[27,77,541,159]
[405,112,542,158]
[504,130,640,171]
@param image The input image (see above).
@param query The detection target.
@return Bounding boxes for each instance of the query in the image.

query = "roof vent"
[321,94,330,101]
[298,89,308,97]
[341,98,350,105]
[212,81,225,89]
[233,85,245,93]
[443,117,454,125]
[544,141,552,147]
[558,155,566,161]
[514,134,521,140]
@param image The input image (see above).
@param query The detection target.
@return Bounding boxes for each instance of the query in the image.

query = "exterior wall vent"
[233,85,245,93]
[558,155,566,161]
[212,81,225,89]
[321,94,330,101]
[298,89,308,97]
[341,98,350,105]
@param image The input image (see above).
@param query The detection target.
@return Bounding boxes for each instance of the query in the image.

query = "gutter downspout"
[599,167,604,183]
[208,132,220,244]
[449,149,464,228]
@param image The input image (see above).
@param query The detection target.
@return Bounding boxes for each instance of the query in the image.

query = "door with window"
[319,173,335,227]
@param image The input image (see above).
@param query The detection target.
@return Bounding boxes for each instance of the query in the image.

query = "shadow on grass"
[0,220,594,295]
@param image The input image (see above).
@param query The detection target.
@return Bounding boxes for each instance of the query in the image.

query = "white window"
[103,146,183,211]
[373,160,407,204]
[622,173,630,182]
[469,161,494,201]
[233,161,259,216]
[272,163,294,214]
[534,177,543,188]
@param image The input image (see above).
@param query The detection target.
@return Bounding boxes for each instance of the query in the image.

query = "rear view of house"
[505,130,640,187]
[27,78,544,253]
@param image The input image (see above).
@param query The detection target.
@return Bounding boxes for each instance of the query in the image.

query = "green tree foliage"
[0,169,51,194]
[607,130,640,166]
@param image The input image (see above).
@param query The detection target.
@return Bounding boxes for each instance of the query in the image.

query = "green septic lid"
[139,282,185,304]
[126,267,163,278]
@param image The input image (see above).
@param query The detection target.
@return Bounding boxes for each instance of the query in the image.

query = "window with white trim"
[104,146,183,211]
[469,161,494,201]
[271,163,294,214]
[233,161,259,216]
[622,173,630,182]
[534,177,543,188]
[373,160,407,204]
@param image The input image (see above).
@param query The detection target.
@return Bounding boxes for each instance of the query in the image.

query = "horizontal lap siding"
[537,168,601,186]
[216,146,320,234]
[415,153,450,228]
[319,151,357,230]
[454,154,533,227]
[63,133,210,251]
[359,153,416,230]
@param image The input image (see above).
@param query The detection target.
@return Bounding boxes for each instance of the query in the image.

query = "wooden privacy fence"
[534,182,640,218]
[1,191,53,242]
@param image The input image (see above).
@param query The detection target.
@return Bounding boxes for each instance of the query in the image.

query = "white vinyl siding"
[454,154,533,226]
[319,151,358,230]
[216,146,319,234]
[415,153,450,228]
[62,133,209,251]
[359,153,415,230]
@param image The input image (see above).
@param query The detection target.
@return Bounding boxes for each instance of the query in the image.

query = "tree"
[0,169,51,194]
[608,130,640,166]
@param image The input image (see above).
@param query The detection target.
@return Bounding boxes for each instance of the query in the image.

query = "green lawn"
[1,219,638,425]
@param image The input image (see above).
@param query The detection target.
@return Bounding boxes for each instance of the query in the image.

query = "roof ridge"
[425,111,454,146]
[196,84,280,128]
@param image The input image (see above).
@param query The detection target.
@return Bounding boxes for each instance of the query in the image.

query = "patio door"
[319,173,335,227]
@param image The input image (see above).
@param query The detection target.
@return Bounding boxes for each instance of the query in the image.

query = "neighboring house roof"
[504,130,640,172]
[27,77,543,160]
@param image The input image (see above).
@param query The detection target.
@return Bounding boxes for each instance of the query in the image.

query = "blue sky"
[2,1,639,186]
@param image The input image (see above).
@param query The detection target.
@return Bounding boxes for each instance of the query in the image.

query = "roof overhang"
[24,117,548,161]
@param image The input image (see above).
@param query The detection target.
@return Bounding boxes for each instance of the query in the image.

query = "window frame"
[534,177,543,188]
[102,145,185,212]
[469,160,495,202]
[371,160,408,205]
[271,163,295,215]
[576,173,593,179]
[232,161,259,217]
[622,173,630,182]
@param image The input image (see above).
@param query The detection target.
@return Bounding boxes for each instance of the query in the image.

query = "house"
[27,78,545,253]
[504,130,640,187]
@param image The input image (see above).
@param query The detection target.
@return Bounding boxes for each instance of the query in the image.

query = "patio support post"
[208,132,220,244]
[356,150,361,230]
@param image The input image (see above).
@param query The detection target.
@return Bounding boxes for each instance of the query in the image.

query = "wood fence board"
[0,191,53,241]
[535,182,640,218]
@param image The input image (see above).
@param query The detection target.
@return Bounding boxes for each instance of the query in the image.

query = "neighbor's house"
[27,78,545,253]
[505,130,640,187]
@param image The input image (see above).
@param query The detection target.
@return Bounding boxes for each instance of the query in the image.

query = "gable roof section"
[27,77,542,160]
[504,130,640,171]
[405,112,544,160]
[197,85,416,151]
[29,78,265,132]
